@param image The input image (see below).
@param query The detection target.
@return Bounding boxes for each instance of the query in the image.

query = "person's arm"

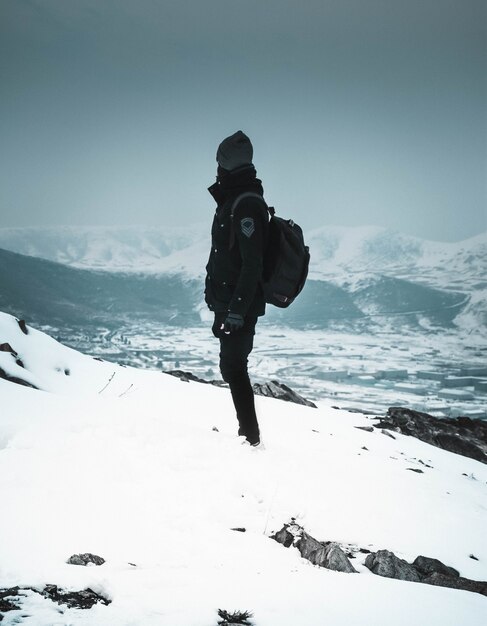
[227,198,266,316]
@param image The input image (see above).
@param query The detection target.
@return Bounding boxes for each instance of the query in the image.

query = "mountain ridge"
[0,226,485,289]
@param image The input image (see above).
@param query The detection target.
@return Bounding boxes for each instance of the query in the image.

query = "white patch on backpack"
[241,217,255,238]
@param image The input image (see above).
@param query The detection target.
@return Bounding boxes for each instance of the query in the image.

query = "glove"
[223,312,245,334]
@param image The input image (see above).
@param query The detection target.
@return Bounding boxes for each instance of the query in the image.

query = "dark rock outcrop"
[365,550,487,596]
[0,367,38,389]
[252,381,317,408]
[40,584,110,608]
[422,572,487,596]
[413,555,459,579]
[165,371,316,407]
[67,553,105,566]
[0,587,22,616]
[272,523,357,573]
[0,343,24,368]
[375,407,487,464]
[17,319,28,335]
[365,550,421,582]
[165,370,226,387]
[272,526,295,548]
[0,343,16,354]
[0,584,110,614]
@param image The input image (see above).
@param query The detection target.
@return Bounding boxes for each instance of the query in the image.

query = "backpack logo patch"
[241,217,255,238]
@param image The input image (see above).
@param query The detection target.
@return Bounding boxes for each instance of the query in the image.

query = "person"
[205,130,269,446]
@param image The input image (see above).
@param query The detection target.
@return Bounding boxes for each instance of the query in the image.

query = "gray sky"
[1,0,486,241]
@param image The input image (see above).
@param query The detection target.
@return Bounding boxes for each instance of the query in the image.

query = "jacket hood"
[208,165,264,204]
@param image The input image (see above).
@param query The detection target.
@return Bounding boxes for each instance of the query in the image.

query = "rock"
[422,572,487,597]
[412,555,459,578]
[0,343,17,355]
[40,584,110,608]
[406,468,424,473]
[17,319,28,335]
[364,550,421,582]
[381,429,396,439]
[375,407,487,464]
[470,554,479,561]
[0,584,110,613]
[272,524,357,573]
[252,381,317,408]
[165,371,317,406]
[0,587,22,614]
[67,552,105,566]
[0,367,38,389]
[324,542,359,574]
[165,369,209,384]
[271,525,295,548]
[164,370,226,387]
[297,533,358,573]
[355,426,374,432]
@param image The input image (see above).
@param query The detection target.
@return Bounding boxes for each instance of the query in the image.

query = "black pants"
[212,312,260,444]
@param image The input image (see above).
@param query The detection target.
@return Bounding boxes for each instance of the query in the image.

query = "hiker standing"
[205,131,269,446]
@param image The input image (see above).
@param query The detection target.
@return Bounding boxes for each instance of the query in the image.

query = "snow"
[0,311,486,625]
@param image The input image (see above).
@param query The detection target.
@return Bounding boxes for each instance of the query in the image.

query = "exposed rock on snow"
[17,319,28,335]
[422,572,487,596]
[274,531,487,597]
[0,587,21,615]
[0,366,38,389]
[412,555,459,578]
[272,523,357,573]
[365,551,487,596]
[67,552,105,566]
[364,550,421,582]
[165,370,317,406]
[40,584,110,608]
[165,369,226,387]
[253,380,317,408]
[375,407,487,464]
[0,343,16,354]
[0,584,110,613]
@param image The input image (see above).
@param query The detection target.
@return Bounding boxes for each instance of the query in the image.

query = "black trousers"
[212,312,260,444]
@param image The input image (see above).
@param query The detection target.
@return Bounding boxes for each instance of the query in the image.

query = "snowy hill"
[1,311,486,625]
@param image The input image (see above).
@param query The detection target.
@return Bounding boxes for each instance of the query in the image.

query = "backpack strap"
[229,192,268,249]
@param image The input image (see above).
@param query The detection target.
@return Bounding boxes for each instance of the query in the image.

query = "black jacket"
[205,165,269,317]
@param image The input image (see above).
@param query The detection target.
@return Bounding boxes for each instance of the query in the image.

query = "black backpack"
[231,193,310,308]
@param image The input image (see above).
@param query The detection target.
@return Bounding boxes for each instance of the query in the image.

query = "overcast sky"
[1,0,485,241]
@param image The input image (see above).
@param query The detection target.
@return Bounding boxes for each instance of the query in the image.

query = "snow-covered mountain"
[0,225,207,274]
[1,225,485,331]
[0,311,486,625]
[0,225,485,290]
[307,227,487,290]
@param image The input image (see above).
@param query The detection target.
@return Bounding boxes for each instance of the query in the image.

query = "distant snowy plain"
[0,312,486,625]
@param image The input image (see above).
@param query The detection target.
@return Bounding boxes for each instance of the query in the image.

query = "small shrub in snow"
[217,608,254,625]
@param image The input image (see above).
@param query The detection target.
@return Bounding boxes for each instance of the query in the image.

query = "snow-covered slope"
[1,311,486,625]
